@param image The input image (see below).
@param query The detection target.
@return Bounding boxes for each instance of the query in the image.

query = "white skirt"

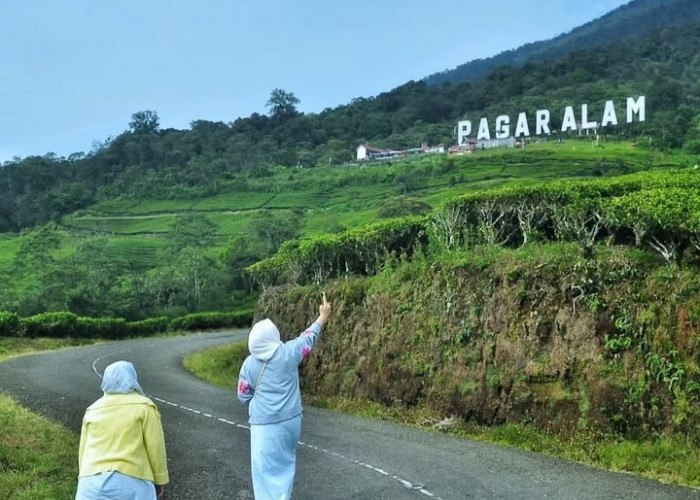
[250,415,302,500]
[75,471,157,500]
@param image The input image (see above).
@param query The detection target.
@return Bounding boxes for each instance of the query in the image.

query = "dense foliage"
[257,242,700,446]
[0,12,699,233]
[250,169,700,287]
[0,1,698,325]
[0,309,253,339]
[425,0,700,85]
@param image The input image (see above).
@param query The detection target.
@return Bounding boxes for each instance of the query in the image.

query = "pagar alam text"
[457,95,646,144]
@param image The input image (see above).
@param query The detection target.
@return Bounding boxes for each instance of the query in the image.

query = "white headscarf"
[100,360,144,395]
[248,318,282,361]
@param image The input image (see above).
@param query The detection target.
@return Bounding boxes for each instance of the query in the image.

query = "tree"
[168,213,218,253]
[147,248,224,312]
[265,88,300,119]
[249,209,303,255]
[66,236,121,317]
[9,224,71,314]
[12,225,61,273]
[129,110,160,135]
[377,196,432,219]
[222,234,261,294]
[221,210,303,300]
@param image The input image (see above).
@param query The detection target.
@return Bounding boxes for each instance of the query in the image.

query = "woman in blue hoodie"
[237,293,331,500]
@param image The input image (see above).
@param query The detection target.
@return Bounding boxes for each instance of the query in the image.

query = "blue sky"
[1,0,630,162]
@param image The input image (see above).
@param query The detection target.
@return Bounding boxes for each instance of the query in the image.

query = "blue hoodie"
[237,321,322,425]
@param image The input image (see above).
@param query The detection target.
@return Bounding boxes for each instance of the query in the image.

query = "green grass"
[1,140,696,310]
[0,393,78,500]
[190,192,273,212]
[88,192,275,216]
[183,340,700,490]
[103,236,170,268]
[0,234,21,269]
[309,398,700,489]
[206,212,257,238]
[303,207,380,236]
[182,341,248,389]
[0,337,99,363]
[61,213,178,234]
[0,338,103,500]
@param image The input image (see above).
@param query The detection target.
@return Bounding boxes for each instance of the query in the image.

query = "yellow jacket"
[78,393,169,485]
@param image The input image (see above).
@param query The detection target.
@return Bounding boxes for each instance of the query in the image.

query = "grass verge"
[0,337,100,500]
[182,341,249,389]
[183,341,700,490]
[0,395,78,500]
[0,337,97,362]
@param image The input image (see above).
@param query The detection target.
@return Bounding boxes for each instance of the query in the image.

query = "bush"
[21,312,80,338]
[0,311,21,336]
[129,317,170,337]
[8,311,249,341]
[247,216,428,287]
[170,310,253,331]
[75,316,130,339]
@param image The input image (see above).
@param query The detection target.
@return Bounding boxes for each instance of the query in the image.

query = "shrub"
[170,310,253,331]
[75,316,129,339]
[21,312,80,338]
[129,317,170,337]
[0,311,21,336]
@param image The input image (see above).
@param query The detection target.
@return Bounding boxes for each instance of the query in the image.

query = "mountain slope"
[2,0,699,234]
[424,0,700,86]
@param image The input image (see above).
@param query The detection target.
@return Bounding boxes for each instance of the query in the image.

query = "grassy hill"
[55,141,685,238]
[0,139,694,319]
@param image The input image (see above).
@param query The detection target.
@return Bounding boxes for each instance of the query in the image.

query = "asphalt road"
[0,331,698,500]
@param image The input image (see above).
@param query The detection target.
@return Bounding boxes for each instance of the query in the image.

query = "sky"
[1,0,631,163]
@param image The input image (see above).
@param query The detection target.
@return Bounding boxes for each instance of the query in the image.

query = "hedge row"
[170,310,253,331]
[247,216,428,287]
[434,168,700,260]
[248,168,700,287]
[0,309,253,339]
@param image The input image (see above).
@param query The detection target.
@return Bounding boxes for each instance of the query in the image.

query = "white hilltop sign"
[457,96,646,144]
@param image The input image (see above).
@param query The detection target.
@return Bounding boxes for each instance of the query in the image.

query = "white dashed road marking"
[95,350,447,500]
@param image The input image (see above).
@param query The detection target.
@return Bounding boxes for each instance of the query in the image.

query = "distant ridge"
[424,0,700,86]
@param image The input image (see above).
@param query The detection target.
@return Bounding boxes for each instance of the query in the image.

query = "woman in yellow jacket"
[76,360,169,500]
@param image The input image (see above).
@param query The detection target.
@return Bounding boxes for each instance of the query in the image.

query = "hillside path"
[0,332,697,500]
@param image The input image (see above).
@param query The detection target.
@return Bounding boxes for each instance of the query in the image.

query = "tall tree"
[265,88,300,119]
[129,110,160,135]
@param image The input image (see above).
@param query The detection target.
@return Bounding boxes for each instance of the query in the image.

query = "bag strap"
[254,360,269,393]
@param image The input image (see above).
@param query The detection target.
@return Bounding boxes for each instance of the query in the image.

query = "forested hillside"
[1,0,699,323]
[424,0,700,85]
[0,7,699,233]
[5,143,689,320]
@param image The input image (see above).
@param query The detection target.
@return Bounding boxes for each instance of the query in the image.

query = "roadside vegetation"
[0,393,78,499]
[183,340,700,488]
[180,163,700,489]
[0,142,694,322]
[0,337,96,362]
[0,152,700,499]
[183,341,249,390]
[0,339,87,500]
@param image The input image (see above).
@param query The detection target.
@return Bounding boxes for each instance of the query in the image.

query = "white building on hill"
[356,142,445,161]
[356,144,391,161]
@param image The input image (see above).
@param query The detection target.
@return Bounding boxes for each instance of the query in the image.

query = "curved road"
[0,331,697,500]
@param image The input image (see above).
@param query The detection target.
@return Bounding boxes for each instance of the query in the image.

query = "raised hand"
[318,292,331,325]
